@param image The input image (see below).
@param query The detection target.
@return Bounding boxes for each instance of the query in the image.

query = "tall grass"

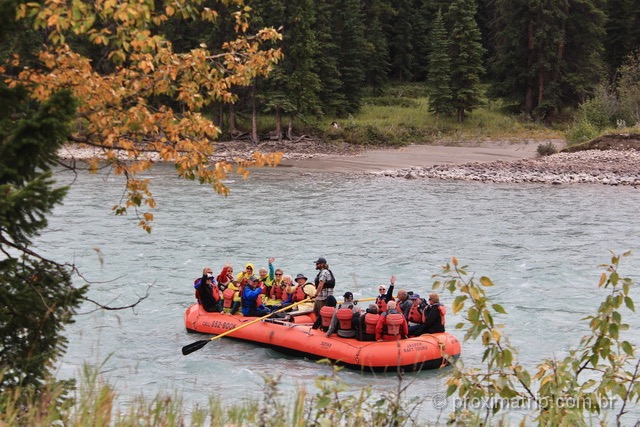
[0,362,440,426]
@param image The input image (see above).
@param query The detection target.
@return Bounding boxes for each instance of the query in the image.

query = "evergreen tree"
[388,0,416,81]
[446,0,485,122]
[492,0,605,122]
[426,10,454,116]
[0,85,86,390]
[362,0,392,93]
[314,0,347,116]
[604,0,637,79]
[334,0,367,114]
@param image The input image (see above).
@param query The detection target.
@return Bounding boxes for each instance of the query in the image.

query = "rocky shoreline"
[58,140,640,187]
[373,149,640,186]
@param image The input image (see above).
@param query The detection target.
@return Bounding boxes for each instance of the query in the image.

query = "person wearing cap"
[241,275,271,317]
[407,293,426,336]
[326,292,361,338]
[376,275,396,313]
[195,270,222,313]
[356,304,380,341]
[312,257,336,326]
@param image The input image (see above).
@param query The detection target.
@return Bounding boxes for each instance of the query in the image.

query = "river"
[40,164,640,423]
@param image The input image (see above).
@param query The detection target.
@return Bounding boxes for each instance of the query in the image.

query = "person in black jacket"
[417,293,445,335]
[196,273,222,313]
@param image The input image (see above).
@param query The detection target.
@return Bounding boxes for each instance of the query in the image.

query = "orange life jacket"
[385,313,405,336]
[292,285,306,302]
[364,313,380,334]
[408,304,422,323]
[336,308,354,331]
[195,280,220,304]
[271,284,285,300]
[438,304,446,325]
[222,288,236,308]
[320,306,335,328]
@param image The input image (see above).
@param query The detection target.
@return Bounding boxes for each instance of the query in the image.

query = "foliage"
[445,0,486,122]
[536,142,558,157]
[433,253,639,426]
[5,0,284,231]
[425,9,453,117]
[0,362,430,427]
[0,85,87,391]
[617,49,640,127]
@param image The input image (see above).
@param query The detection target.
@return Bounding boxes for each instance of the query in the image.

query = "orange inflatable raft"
[184,304,461,372]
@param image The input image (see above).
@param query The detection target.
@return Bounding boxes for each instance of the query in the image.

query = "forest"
[3,0,640,143]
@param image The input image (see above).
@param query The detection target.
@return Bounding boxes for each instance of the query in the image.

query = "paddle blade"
[182,339,210,356]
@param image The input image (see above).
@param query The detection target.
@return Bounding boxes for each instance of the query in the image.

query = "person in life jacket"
[258,257,276,297]
[235,263,255,286]
[326,292,361,338]
[395,289,412,317]
[357,304,380,341]
[267,269,287,308]
[312,257,335,327]
[194,267,215,303]
[318,295,338,332]
[241,275,271,317]
[376,275,396,313]
[407,293,427,336]
[195,272,222,313]
[417,293,446,335]
[217,264,241,314]
[375,300,408,341]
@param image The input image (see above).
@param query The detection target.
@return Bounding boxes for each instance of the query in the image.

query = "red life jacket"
[292,285,306,302]
[438,304,446,325]
[194,278,220,304]
[336,308,354,331]
[376,296,389,313]
[408,304,422,323]
[271,284,285,300]
[385,313,404,336]
[320,306,335,328]
[364,313,380,334]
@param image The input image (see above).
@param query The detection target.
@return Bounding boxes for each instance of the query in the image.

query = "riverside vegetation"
[1,253,637,426]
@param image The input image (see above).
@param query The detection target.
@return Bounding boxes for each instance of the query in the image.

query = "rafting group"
[193,256,446,342]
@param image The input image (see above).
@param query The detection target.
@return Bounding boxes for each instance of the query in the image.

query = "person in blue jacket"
[241,275,271,317]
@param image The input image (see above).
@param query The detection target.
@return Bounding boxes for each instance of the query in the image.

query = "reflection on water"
[41,164,640,422]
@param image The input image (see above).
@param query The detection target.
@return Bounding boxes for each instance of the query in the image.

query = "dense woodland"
[3,0,640,141]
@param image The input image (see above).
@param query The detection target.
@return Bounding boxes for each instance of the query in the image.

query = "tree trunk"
[251,84,258,144]
[274,107,282,142]
[287,117,294,140]
[228,103,237,135]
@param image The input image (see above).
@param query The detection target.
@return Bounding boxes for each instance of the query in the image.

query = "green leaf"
[480,276,494,286]
[446,383,458,397]
[492,303,507,314]
[620,341,634,356]
[624,296,635,312]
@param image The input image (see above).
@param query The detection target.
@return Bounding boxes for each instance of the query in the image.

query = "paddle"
[182,297,312,355]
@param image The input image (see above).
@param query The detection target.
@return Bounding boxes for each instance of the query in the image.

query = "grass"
[222,83,565,147]
[0,362,437,427]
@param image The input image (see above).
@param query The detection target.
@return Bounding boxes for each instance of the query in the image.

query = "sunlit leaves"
[8,0,283,231]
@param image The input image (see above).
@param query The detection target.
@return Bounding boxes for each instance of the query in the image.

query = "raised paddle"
[182,297,312,356]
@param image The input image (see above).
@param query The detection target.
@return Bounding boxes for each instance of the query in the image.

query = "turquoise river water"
[40,164,640,424]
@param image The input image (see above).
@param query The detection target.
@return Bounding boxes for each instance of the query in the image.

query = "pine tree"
[362,0,392,93]
[426,10,454,116]
[388,0,416,81]
[334,0,367,114]
[0,85,87,390]
[314,0,347,116]
[604,0,636,79]
[492,0,606,122]
[446,0,485,122]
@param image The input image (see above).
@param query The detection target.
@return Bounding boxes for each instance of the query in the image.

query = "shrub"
[536,142,558,157]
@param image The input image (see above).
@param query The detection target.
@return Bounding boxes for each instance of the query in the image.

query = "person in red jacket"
[375,301,408,341]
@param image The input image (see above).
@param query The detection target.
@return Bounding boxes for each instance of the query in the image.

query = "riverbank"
[58,137,640,186]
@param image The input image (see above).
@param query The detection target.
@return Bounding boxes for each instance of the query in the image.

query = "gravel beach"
[58,138,640,187]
